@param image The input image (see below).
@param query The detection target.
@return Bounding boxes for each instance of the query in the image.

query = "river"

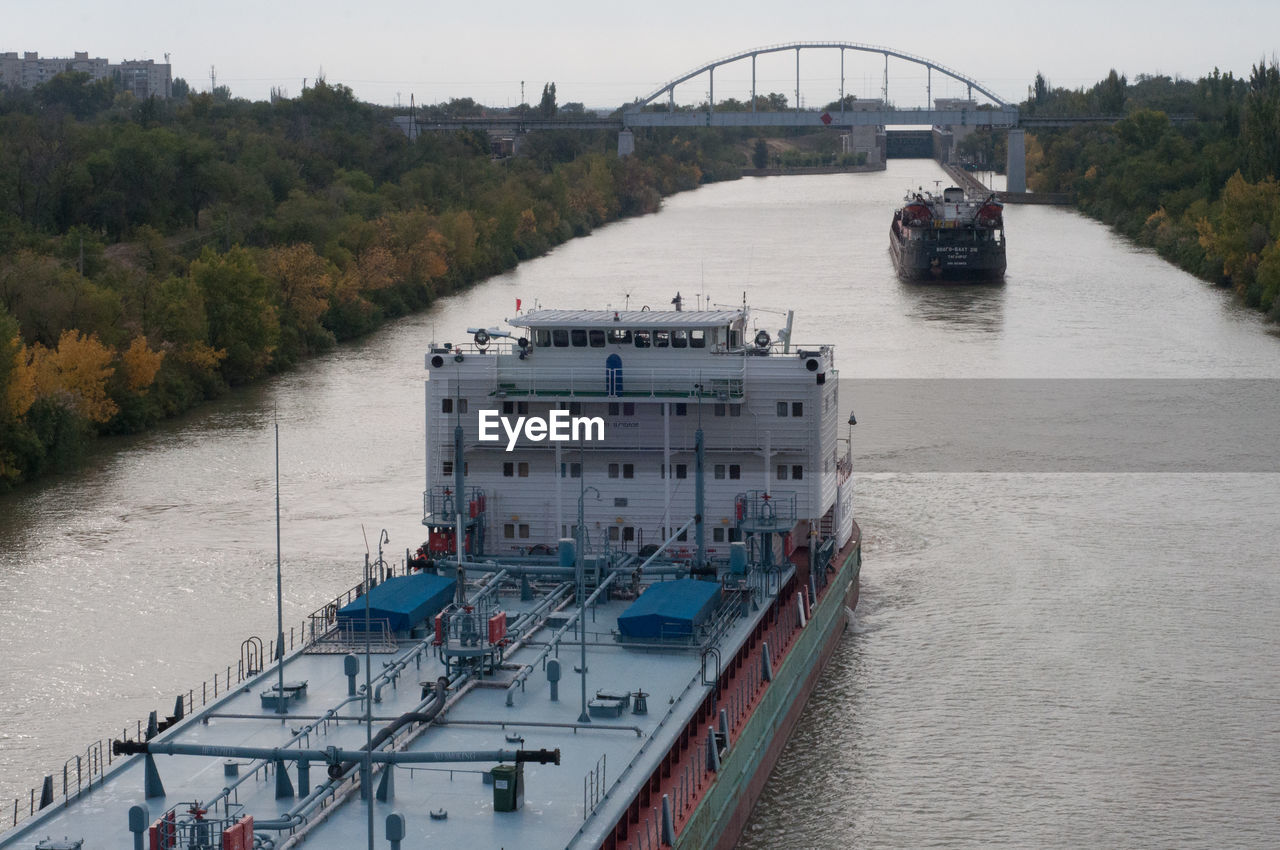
[2,161,1278,846]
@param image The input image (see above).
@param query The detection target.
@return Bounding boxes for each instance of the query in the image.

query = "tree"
[1095,69,1127,113]
[539,83,557,118]
[190,246,279,384]
[752,138,768,169]
[172,78,190,100]
[1033,72,1049,106]
[264,243,336,362]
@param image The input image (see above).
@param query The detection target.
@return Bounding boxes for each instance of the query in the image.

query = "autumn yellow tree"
[120,336,165,394]
[16,330,119,423]
[265,243,336,361]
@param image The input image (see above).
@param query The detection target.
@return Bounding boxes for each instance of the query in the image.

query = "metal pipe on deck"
[505,571,619,706]
[112,740,560,768]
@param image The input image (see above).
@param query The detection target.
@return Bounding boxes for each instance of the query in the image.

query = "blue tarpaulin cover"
[616,578,721,639]
[337,573,456,631]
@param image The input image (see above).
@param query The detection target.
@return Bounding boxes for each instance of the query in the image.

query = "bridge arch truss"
[628,41,1010,114]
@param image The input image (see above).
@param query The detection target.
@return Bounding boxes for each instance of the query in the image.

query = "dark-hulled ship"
[889,186,1006,281]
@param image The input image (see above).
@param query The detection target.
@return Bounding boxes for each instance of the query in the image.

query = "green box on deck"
[491,762,524,812]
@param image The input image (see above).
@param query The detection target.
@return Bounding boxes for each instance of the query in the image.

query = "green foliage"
[0,78,747,486]
[539,83,557,118]
[752,138,768,169]
[190,246,279,385]
[1028,61,1280,318]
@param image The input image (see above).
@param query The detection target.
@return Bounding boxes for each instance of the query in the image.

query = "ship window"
[675,403,687,415]
[729,528,742,543]
[535,329,551,347]
[519,524,530,539]
[792,402,803,417]
[442,398,452,413]
[609,526,620,541]
[609,402,635,417]
[689,330,706,349]
[503,401,529,415]
[677,529,688,541]
[561,462,581,478]
[634,330,651,348]
[776,402,787,417]
[442,461,468,476]
[714,464,726,480]
[571,329,588,347]
[568,402,583,415]
[623,463,634,479]
[729,464,741,480]
[792,465,803,480]
[671,330,688,349]
[654,330,670,348]
[588,329,606,347]
[609,329,632,345]
[676,464,687,479]
[714,404,726,417]
[728,329,740,348]
[623,526,635,542]
[503,462,514,477]
[518,462,529,477]
[729,404,741,417]
[777,465,788,480]
[608,463,620,479]
[713,527,725,543]
[504,524,515,539]
[552,329,570,347]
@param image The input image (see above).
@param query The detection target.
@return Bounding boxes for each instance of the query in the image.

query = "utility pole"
[210,65,216,93]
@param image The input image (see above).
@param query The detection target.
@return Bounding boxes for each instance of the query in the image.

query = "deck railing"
[7,561,399,832]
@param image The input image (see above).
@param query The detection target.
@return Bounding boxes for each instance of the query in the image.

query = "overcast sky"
[9,0,1278,108]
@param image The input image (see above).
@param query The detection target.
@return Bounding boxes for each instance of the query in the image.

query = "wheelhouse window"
[609,329,632,345]
[534,329,551,347]
[552,329,569,347]
[690,330,706,349]
[571,329,588,347]
[671,330,689,349]
[634,330,651,348]
[588,329,606,347]
[442,398,467,414]
[654,330,670,348]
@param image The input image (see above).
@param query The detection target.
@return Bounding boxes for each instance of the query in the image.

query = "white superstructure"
[423,301,854,562]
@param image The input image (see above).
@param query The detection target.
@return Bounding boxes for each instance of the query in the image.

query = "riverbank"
[0,82,750,489]
[742,163,885,177]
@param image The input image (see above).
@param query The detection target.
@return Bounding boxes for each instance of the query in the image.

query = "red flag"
[516,298,522,312]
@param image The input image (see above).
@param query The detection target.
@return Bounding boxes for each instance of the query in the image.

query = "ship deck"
[2,568,793,850]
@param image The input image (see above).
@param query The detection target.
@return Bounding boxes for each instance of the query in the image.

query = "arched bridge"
[401,42,1030,189]
[622,41,1019,130]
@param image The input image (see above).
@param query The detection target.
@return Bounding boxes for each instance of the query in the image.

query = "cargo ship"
[2,299,860,850]
[890,186,1006,281]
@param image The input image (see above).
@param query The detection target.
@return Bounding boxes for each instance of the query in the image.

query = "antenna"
[210,65,216,93]
[273,418,286,716]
